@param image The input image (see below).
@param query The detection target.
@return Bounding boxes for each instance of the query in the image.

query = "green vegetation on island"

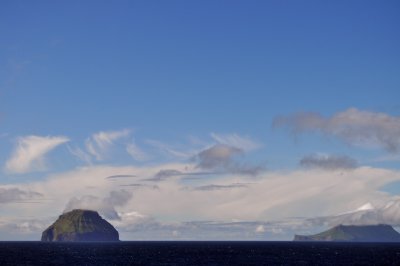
[41,209,119,242]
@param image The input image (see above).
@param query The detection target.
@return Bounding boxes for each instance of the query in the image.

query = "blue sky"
[1,1,400,240]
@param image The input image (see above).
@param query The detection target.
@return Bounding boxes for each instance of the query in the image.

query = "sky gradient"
[1,0,400,240]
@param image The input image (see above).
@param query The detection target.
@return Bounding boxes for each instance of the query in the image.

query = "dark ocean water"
[1,241,400,266]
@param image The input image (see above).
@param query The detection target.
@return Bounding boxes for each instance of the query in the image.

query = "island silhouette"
[41,209,119,242]
[294,224,400,242]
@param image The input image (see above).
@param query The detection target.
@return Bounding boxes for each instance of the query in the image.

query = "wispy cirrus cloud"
[300,154,358,171]
[126,140,148,161]
[69,129,132,163]
[145,139,193,159]
[67,145,92,164]
[273,108,400,152]
[144,133,261,163]
[5,135,69,174]
[210,133,261,152]
[86,129,131,160]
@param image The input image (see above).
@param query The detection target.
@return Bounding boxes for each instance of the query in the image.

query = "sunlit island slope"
[294,224,400,242]
[41,209,119,242]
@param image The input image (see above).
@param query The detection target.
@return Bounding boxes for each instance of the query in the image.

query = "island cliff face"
[41,209,119,242]
[294,224,400,242]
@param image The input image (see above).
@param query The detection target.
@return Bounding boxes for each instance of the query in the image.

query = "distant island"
[294,224,400,242]
[41,209,119,242]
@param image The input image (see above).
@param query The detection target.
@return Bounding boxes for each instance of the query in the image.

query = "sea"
[1,241,400,265]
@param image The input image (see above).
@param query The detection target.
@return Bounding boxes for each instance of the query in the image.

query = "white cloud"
[274,108,400,152]
[310,198,400,227]
[86,129,131,160]
[143,133,260,163]
[3,160,400,240]
[5,135,69,174]
[69,129,131,163]
[255,225,265,233]
[67,146,93,164]
[211,133,261,152]
[126,141,148,161]
[146,139,193,159]
[64,190,132,220]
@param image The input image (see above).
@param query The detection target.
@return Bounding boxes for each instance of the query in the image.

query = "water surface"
[1,241,399,265]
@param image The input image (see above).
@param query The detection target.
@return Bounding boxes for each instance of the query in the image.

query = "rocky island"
[41,209,119,242]
[294,224,400,242]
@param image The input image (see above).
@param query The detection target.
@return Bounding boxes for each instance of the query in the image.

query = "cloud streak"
[5,135,69,174]
[126,141,148,161]
[300,154,358,170]
[274,108,400,152]
[106,174,137,179]
[0,188,43,203]
[190,183,249,191]
[141,169,216,182]
[210,133,261,152]
[69,129,132,163]
[86,129,131,160]
[145,140,192,159]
